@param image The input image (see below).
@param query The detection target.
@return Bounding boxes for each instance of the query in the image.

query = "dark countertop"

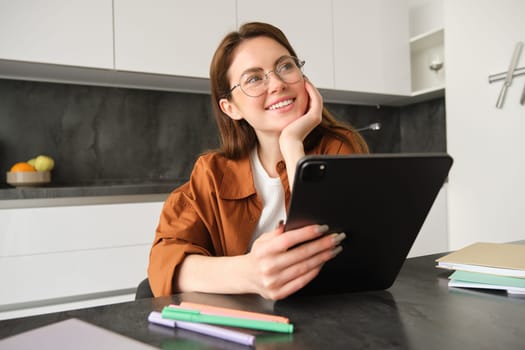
[1,253,524,349]
[0,181,185,200]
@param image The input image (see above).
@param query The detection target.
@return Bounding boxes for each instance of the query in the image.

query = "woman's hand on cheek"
[245,223,345,300]
[279,79,324,188]
[279,79,323,146]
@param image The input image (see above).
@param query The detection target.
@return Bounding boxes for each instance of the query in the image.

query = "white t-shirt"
[249,148,287,249]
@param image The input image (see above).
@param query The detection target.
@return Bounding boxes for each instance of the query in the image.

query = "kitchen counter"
[0,181,184,208]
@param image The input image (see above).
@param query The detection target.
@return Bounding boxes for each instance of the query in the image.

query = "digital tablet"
[284,153,453,297]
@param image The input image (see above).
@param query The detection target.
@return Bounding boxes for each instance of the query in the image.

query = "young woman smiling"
[148,22,368,300]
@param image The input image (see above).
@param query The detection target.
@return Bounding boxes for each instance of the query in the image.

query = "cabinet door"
[114,0,236,79]
[333,0,411,95]
[0,0,113,69]
[237,0,334,89]
[0,202,163,306]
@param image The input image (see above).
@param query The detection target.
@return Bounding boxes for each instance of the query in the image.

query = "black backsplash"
[0,79,446,189]
[326,97,446,154]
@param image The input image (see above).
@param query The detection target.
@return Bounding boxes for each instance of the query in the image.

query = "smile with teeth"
[267,98,294,110]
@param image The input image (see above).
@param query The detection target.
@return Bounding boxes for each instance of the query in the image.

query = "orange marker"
[173,302,290,324]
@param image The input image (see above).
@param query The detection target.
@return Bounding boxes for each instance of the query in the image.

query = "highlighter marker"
[161,307,294,334]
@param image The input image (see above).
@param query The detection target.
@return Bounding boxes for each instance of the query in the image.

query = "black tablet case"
[284,153,453,296]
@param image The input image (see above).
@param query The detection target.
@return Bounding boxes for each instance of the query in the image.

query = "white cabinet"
[0,0,113,69]
[333,0,411,96]
[238,0,411,97]
[113,0,237,79]
[0,201,163,307]
[0,0,414,103]
[237,0,334,89]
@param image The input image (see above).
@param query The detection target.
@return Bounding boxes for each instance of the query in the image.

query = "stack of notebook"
[436,242,525,295]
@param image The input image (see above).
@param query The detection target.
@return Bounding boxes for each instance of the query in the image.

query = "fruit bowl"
[6,171,51,187]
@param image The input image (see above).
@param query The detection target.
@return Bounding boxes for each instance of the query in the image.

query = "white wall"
[444,1,525,249]
[408,0,443,36]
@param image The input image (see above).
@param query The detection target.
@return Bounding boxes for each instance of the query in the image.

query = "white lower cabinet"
[0,201,163,312]
[1,245,149,304]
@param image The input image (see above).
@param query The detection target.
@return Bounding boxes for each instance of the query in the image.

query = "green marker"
[161,306,294,334]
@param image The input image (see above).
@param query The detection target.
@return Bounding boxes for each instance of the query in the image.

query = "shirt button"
[277,161,286,171]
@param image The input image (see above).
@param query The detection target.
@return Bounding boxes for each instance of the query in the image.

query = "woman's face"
[220,36,308,139]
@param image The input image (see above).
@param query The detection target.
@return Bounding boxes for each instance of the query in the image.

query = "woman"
[148,22,368,300]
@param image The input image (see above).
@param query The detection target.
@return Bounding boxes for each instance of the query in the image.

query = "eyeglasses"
[228,56,305,98]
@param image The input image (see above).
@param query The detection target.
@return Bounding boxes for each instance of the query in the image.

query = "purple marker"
[148,311,255,347]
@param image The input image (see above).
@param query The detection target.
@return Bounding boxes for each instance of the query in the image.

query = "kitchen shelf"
[410,27,445,96]
[410,28,444,52]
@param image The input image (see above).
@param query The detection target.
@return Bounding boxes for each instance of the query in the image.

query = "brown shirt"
[148,130,367,296]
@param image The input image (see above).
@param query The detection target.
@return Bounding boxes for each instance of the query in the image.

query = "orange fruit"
[10,162,37,172]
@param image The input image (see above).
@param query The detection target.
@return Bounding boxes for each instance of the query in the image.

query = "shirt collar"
[218,154,257,200]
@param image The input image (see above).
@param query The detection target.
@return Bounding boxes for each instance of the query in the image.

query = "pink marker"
[177,302,290,324]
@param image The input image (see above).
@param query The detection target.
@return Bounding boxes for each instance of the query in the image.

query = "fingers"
[253,224,341,263]
[262,265,323,300]
[252,224,323,251]
[278,79,322,148]
[266,232,345,275]
[282,232,346,267]
[276,224,330,251]
[261,242,344,300]
[250,224,347,300]
[304,78,323,110]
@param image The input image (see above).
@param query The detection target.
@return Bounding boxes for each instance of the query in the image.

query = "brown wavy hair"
[209,22,368,159]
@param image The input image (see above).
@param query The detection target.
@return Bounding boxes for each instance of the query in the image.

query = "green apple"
[27,158,37,167]
[34,155,55,172]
